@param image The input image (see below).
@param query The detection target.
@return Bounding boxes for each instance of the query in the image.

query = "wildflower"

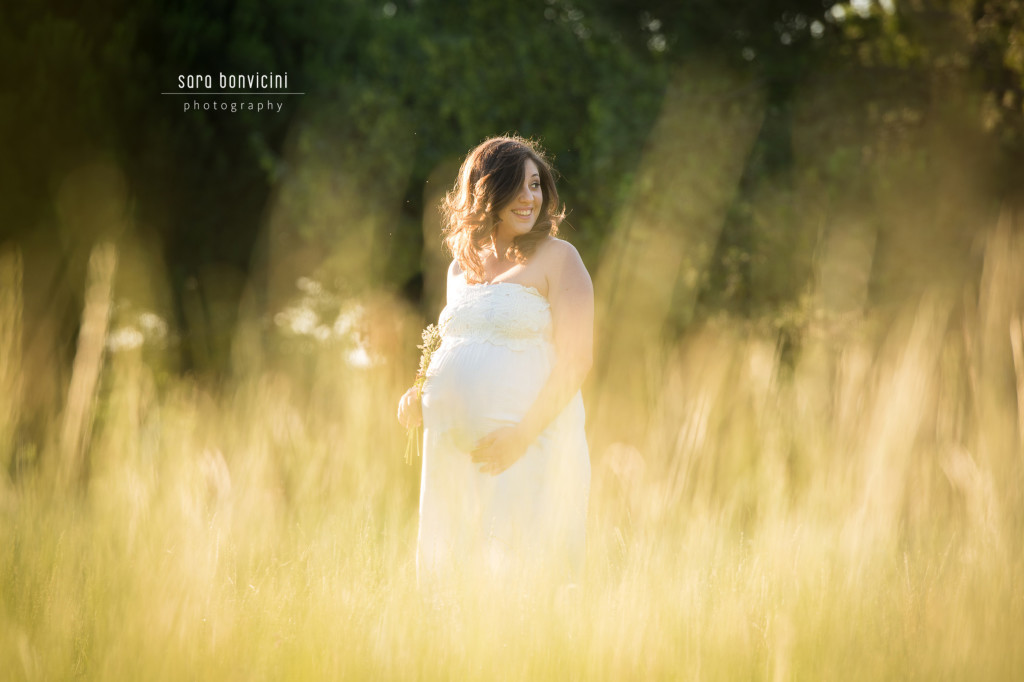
[405,323,441,464]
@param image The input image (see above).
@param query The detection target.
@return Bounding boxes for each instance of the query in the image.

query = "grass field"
[1,224,1022,680]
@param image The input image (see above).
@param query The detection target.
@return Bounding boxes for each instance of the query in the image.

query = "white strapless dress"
[417,278,590,584]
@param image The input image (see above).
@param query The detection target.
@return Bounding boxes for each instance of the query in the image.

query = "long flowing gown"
[417,277,590,585]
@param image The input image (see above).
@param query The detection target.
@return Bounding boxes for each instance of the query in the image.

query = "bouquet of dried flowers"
[405,323,441,464]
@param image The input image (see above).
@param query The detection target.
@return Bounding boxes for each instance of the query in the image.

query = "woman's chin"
[498,224,536,241]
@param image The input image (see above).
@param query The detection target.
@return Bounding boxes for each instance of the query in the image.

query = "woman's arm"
[397,386,422,428]
[397,261,459,429]
[472,241,594,475]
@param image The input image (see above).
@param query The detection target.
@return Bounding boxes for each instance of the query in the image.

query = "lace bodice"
[436,281,552,352]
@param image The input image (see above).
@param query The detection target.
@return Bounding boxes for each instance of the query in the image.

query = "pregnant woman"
[397,136,593,587]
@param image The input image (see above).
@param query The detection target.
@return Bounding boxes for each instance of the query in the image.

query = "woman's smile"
[497,159,543,237]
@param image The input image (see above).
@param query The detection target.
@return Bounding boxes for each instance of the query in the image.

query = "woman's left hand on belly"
[471,425,531,476]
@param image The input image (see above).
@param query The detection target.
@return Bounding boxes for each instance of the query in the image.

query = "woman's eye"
[531,182,540,189]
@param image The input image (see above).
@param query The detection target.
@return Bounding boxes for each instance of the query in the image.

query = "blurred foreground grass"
[1,221,1023,681]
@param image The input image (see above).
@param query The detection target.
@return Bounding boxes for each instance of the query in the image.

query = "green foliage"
[5,0,1024,371]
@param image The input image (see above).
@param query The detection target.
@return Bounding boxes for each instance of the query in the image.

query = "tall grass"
[1,214,1023,680]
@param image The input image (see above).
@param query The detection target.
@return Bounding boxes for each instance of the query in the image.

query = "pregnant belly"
[421,339,551,449]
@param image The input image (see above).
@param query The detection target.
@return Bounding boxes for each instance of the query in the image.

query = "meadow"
[1,218,1022,680]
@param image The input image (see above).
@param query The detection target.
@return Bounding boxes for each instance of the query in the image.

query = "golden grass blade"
[0,247,22,488]
[1011,315,1024,452]
[57,243,117,490]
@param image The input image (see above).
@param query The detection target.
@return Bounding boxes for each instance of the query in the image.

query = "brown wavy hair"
[441,135,565,283]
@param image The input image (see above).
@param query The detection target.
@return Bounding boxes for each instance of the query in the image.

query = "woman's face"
[495,159,543,239]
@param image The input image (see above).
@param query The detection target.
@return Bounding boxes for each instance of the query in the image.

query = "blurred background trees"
[2,0,1022,376]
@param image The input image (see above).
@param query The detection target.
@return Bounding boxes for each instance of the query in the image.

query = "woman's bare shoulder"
[533,235,579,261]
[535,236,587,274]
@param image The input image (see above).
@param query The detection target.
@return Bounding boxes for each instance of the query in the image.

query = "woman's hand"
[471,425,532,476]
[397,386,422,429]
